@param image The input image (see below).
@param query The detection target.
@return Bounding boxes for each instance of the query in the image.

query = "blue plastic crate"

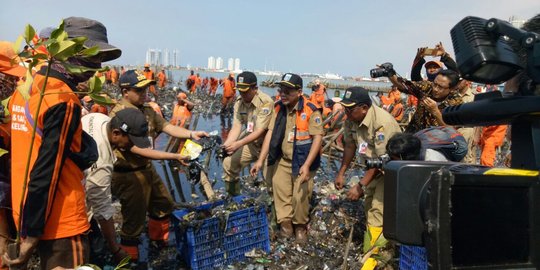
[399,244,428,270]
[173,197,270,270]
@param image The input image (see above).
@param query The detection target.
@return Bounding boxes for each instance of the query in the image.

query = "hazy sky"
[1,1,539,77]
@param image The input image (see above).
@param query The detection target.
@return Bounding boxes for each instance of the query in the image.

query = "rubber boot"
[361,226,384,270]
[148,217,170,246]
[224,181,241,196]
[294,224,308,244]
[279,220,294,239]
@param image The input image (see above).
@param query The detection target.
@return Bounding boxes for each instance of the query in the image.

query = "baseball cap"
[340,86,372,107]
[64,16,121,62]
[236,71,257,92]
[276,73,303,89]
[0,41,26,77]
[425,61,443,69]
[119,70,156,89]
[109,108,151,148]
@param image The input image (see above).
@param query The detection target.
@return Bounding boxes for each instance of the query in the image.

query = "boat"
[319,72,344,80]
[258,70,282,76]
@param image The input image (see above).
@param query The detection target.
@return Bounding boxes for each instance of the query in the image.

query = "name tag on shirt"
[247,121,254,133]
[358,142,368,155]
[287,131,295,143]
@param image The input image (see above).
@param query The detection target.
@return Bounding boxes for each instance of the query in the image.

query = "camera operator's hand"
[422,97,439,114]
[297,165,310,183]
[346,184,364,201]
[250,160,263,176]
[191,131,209,140]
[335,173,345,190]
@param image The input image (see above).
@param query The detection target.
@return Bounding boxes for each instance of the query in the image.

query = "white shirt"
[81,113,116,221]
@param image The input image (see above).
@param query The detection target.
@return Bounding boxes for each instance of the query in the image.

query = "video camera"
[370,62,426,100]
[383,16,540,269]
[365,154,390,169]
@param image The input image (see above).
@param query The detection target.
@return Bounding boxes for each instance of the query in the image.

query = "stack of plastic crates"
[173,196,270,270]
[399,244,428,270]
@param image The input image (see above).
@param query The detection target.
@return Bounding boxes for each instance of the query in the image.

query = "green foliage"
[114,256,131,270]
[23,24,35,44]
[0,148,7,158]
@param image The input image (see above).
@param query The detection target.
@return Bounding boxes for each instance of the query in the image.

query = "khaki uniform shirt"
[269,99,324,161]
[459,87,475,103]
[233,91,274,147]
[109,99,170,169]
[344,105,401,160]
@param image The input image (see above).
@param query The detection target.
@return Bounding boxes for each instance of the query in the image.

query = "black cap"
[110,108,151,148]
[340,86,372,107]
[236,71,257,92]
[119,70,156,89]
[64,17,121,62]
[276,73,303,89]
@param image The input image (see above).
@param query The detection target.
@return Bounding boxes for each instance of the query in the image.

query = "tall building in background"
[172,49,179,67]
[164,49,170,67]
[234,58,240,71]
[208,56,216,69]
[227,58,234,71]
[146,48,179,67]
[509,15,526,28]
[145,49,162,66]
[216,57,223,70]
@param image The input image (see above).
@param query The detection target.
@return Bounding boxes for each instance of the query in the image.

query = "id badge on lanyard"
[287,126,295,143]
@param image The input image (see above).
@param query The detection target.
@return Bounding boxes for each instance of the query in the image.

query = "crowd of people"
[0,13,537,270]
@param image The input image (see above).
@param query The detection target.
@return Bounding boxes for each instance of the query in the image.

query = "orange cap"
[0,41,26,77]
[424,61,443,69]
[177,92,187,99]
[144,63,150,68]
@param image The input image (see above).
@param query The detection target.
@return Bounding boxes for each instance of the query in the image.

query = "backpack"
[414,126,468,162]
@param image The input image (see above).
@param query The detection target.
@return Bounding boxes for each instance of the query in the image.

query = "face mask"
[0,73,17,100]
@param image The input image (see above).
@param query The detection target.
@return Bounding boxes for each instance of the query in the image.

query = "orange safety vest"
[110,68,118,84]
[223,78,236,98]
[10,71,90,240]
[171,104,192,127]
[268,96,321,175]
[158,71,167,88]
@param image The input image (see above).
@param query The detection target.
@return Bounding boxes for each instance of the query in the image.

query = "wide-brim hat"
[64,16,122,62]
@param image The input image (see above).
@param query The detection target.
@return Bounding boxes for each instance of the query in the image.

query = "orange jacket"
[210,77,218,91]
[157,71,167,88]
[390,102,404,122]
[195,76,201,87]
[110,68,118,84]
[10,70,90,240]
[310,85,326,108]
[188,75,197,92]
[223,78,236,98]
[171,104,192,127]
[407,95,418,107]
[481,125,507,146]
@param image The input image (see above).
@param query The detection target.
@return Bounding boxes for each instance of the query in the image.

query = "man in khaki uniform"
[109,70,207,260]
[252,73,323,243]
[222,71,274,195]
[334,87,401,270]
[456,79,477,164]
